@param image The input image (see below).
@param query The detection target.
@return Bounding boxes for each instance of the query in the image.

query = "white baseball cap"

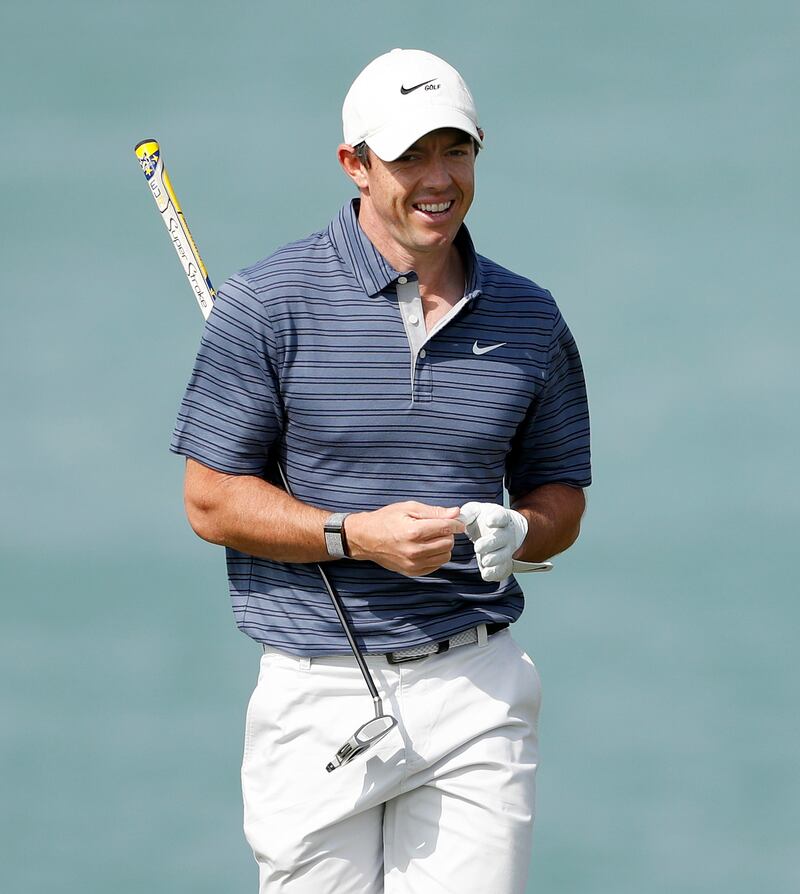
[342,48,482,161]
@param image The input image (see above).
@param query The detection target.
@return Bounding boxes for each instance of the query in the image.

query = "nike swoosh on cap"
[472,341,507,355]
[400,78,437,95]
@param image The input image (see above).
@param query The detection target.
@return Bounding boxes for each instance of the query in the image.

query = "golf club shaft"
[274,463,382,712]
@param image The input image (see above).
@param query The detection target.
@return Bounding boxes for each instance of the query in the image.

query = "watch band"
[324,512,351,559]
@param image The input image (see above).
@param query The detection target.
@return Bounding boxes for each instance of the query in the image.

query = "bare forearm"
[511,483,586,562]
[184,458,466,573]
[185,459,331,562]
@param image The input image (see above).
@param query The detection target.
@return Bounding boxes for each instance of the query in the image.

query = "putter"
[275,462,398,772]
[134,139,397,772]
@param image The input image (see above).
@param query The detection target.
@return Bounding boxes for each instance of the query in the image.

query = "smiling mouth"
[413,201,454,215]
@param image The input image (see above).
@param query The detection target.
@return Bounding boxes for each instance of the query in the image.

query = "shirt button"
[419,348,427,359]
[398,276,408,284]
[409,314,419,325]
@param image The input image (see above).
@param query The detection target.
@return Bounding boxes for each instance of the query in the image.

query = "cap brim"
[366,109,483,161]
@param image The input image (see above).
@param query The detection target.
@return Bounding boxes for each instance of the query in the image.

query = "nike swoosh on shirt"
[472,341,507,355]
[400,79,437,95]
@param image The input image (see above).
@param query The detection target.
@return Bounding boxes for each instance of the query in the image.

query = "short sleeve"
[170,274,284,475]
[505,307,591,495]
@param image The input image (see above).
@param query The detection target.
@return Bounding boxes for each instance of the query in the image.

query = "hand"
[459,502,529,582]
[346,502,465,577]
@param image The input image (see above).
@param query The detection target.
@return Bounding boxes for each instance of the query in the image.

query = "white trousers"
[241,627,541,893]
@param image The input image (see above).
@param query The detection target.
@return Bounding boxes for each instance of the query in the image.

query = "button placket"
[414,347,433,402]
[396,276,427,402]
[396,277,473,404]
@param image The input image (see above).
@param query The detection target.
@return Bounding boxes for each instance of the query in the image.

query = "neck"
[356,200,464,297]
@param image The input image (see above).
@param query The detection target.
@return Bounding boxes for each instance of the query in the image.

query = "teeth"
[416,202,452,213]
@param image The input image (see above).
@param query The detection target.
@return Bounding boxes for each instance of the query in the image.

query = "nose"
[422,153,452,191]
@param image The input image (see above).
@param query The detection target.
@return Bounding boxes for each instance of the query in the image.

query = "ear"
[337,143,370,190]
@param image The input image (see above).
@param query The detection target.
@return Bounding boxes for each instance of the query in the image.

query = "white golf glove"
[459,502,553,582]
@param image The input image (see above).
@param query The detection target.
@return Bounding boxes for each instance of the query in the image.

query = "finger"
[407,503,462,520]
[478,545,513,570]
[411,518,466,540]
[481,562,512,582]
[458,502,482,526]
[464,520,481,543]
[483,507,510,528]
[474,530,513,555]
[411,544,457,574]
[414,535,456,558]
[476,546,513,582]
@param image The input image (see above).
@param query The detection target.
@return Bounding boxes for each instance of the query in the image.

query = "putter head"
[325,714,398,772]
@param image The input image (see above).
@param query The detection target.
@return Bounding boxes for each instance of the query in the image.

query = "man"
[171,48,590,893]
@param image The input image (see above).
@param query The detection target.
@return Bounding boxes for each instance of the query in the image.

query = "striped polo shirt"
[171,199,591,656]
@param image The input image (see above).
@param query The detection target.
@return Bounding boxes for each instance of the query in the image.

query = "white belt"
[385,622,508,664]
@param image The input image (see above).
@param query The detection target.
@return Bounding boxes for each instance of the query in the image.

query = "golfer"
[171,48,590,893]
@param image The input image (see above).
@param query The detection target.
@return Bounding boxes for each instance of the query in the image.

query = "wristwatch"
[324,512,351,559]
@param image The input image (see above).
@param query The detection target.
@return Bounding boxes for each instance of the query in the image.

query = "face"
[342,128,477,265]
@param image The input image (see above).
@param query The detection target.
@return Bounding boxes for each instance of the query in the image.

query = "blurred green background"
[2,1,797,891]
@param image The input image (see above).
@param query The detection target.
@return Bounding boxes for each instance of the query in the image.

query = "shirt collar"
[329,199,483,300]
[456,223,482,299]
